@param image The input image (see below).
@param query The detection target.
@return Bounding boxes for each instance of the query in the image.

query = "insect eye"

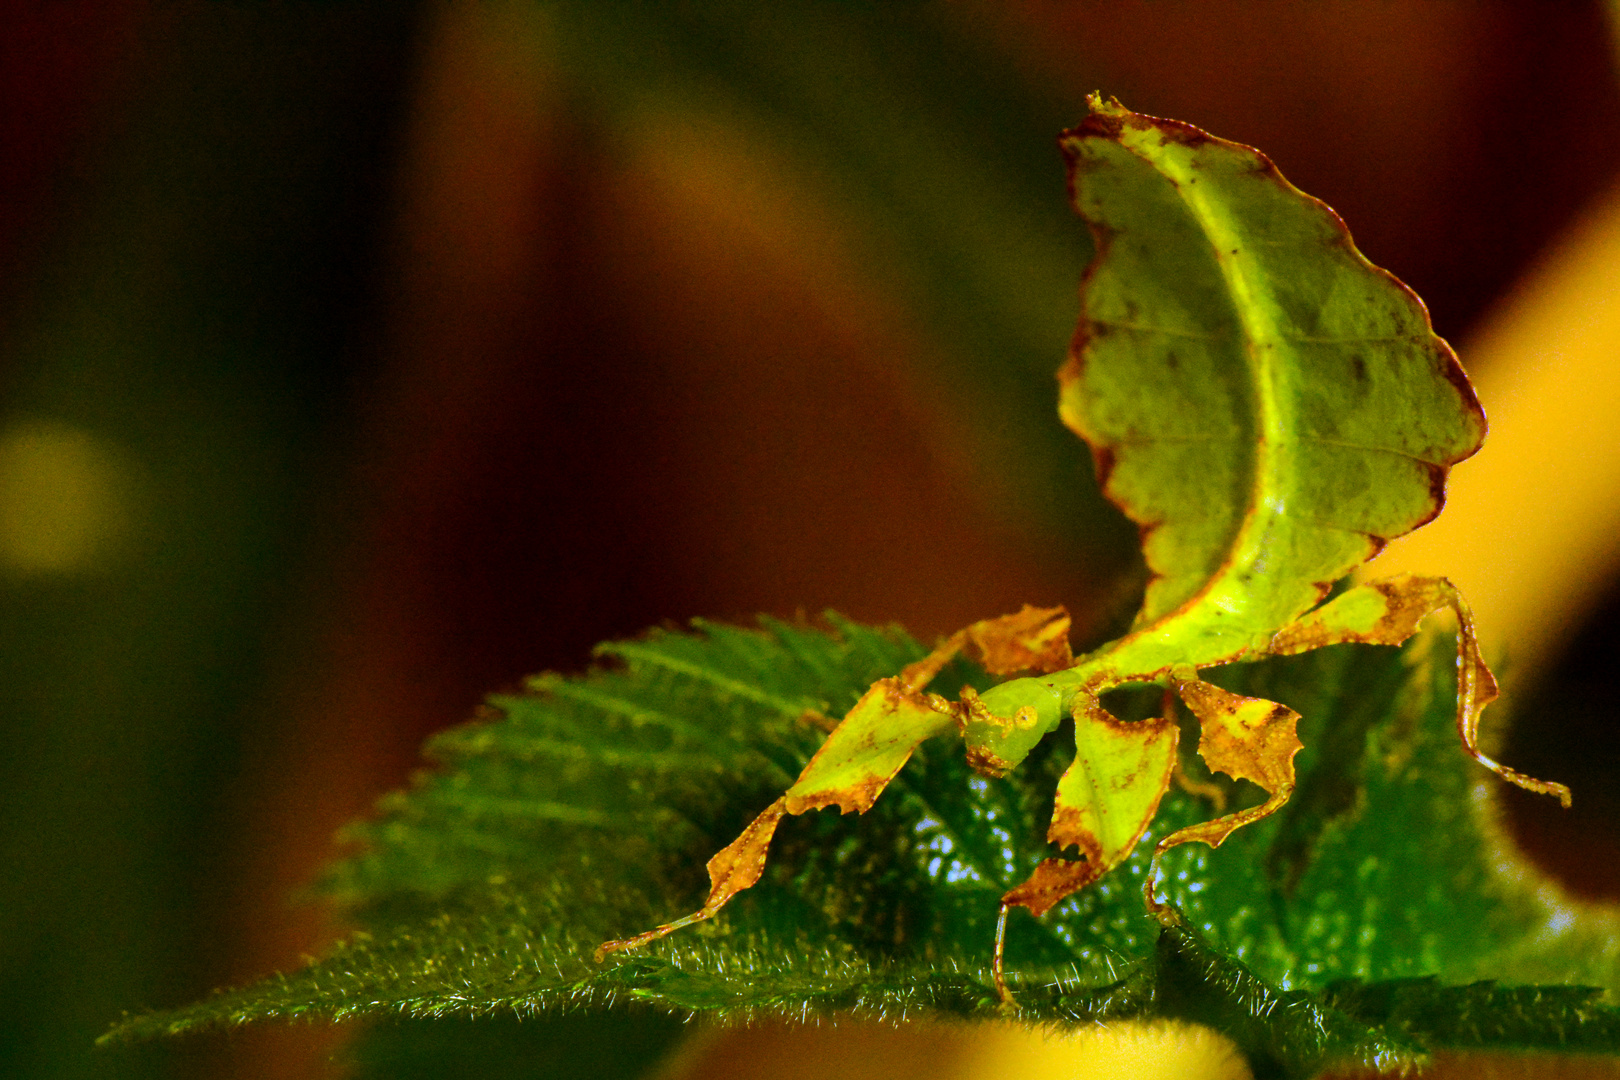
[976,678,1064,729]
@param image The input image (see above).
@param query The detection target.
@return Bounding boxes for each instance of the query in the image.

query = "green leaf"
[102,619,1620,1077]
[1323,978,1620,1058]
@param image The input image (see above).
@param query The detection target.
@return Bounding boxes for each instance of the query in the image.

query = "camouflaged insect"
[598,97,1570,1001]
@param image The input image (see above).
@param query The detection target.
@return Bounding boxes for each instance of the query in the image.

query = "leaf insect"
[596,97,1570,1004]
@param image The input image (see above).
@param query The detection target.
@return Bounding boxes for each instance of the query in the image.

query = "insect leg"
[1144,677,1303,920]
[899,603,1074,692]
[992,902,1013,1006]
[1268,573,1570,807]
[998,692,1178,966]
[596,676,956,960]
[595,797,788,961]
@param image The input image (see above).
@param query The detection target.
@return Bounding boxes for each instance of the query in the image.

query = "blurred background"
[4,3,1620,1078]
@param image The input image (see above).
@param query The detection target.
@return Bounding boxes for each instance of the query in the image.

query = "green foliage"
[104,618,1620,1077]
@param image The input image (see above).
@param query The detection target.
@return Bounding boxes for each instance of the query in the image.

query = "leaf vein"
[599,640,819,717]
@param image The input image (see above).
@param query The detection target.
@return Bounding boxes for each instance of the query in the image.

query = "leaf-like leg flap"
[595,797,788,961]
[597,676,956,959]
[1150,679,1303,880]
[961,604,1074,676]
[1268,573,1571,808]
[1002,694,1178,917]
[782,676,958,813]
[898,604,1073,690]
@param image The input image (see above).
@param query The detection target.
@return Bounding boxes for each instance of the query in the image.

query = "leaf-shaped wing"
[1059,96,1485,668]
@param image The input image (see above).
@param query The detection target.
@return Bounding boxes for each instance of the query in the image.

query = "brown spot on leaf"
[1366,577,1438,641]
[1065,110,1123,143]
[1061,340,1087,384]
[1057,343,1086,392]
[1435,344,1486,450]
[1408,461,1449,531]
[1156,123,1211,149]
[1085,221,1117,264]
[1047,804,1107,852]
[1271,575,1421,656]
[784,777,885,816]
[1249,156,1283,181]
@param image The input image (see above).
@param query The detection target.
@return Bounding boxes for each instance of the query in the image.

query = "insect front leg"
[596,676,957,960]
[596,604,1075,961]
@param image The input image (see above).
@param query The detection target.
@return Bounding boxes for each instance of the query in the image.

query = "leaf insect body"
[596,97,1571,1005]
